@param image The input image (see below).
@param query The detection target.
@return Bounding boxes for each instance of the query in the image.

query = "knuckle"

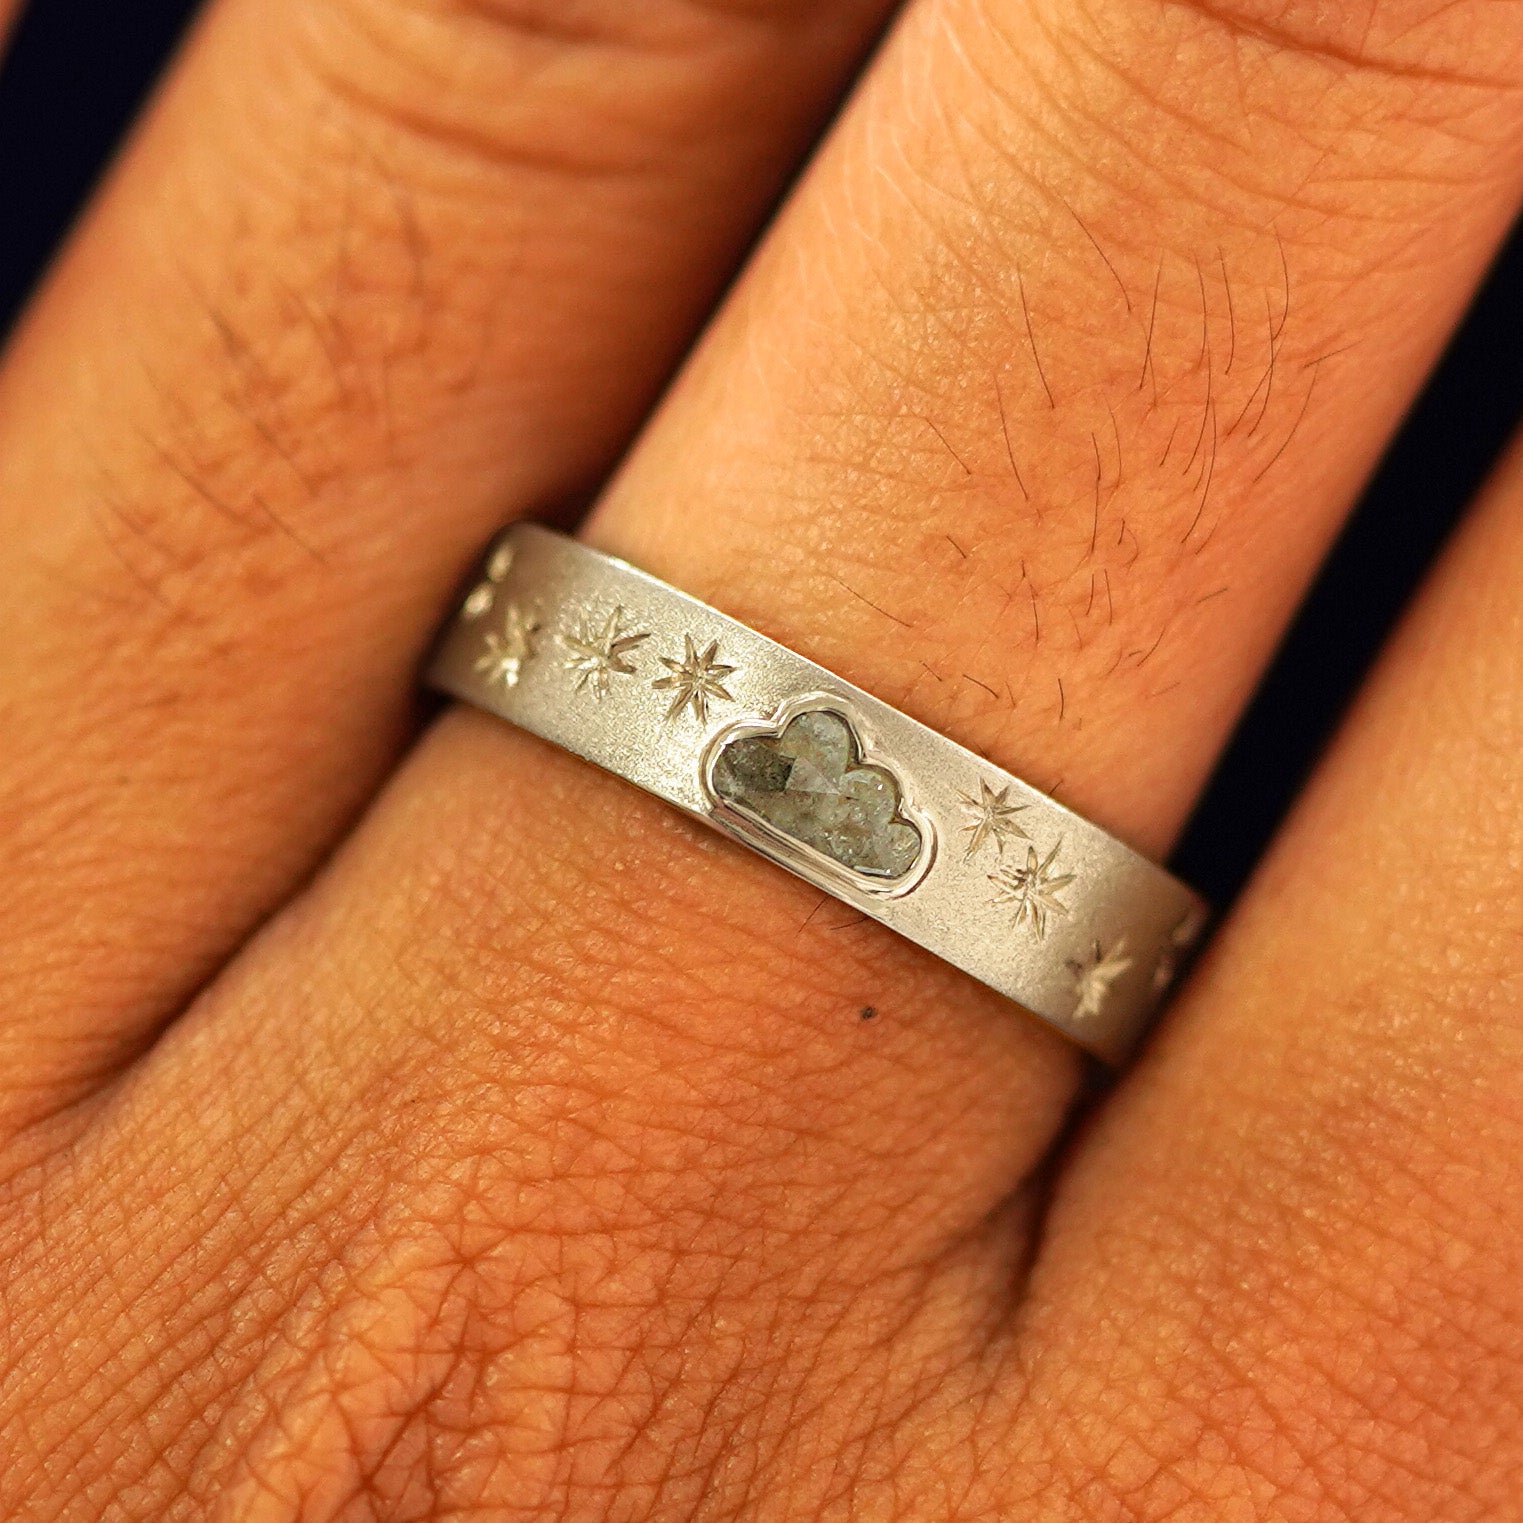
[216,1204,567,1520]
[68,0,878,634]
[322,724,1044,1250]
[1118,0,1523,82]
[300,0,827,178]
[68,146,471,638]
[207,1122,884,1521]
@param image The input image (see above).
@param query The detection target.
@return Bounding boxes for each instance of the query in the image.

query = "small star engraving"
[989,841,1075,938]
[462,584,495,621]
[1152,907,1208,992]
[1069,938,1133,1024]
[652,634,737,723]
[561,605,651,700]
[958,781,1031,860]
[461,538,515,621]
[473,603,539,689]
[485,542,515,583]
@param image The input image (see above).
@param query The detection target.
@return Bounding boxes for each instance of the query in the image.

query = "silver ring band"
[428,524,1208,1062]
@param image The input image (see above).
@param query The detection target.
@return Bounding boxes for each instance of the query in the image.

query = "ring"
[428,524,1208,1062]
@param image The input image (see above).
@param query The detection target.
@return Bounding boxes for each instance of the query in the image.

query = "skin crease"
[1,0,1523,1518]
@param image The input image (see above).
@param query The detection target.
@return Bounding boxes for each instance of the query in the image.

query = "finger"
[588,3,1523,855]
[1003,426,1523,1516]
[0,0,899,1121]
[0,0,31,51]
[23,0,1523,1510]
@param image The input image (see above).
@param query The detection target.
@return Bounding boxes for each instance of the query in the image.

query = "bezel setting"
[699,690,938,901]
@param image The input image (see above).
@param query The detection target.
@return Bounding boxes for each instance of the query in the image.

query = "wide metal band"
[428,524,1207,1063]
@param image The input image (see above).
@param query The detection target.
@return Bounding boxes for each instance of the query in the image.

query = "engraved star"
[652,634,737,723]
[1069,937,1133,1024]
[561,605,651,700]
[484,542,515,583]
[461,583,495,621]
[461,539,515,621]
[473,603,539,689]
[957,781,1031,860]
[988,841,1076,938]
[1152,906,1207,992]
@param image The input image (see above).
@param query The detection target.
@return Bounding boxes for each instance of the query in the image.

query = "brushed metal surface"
[429,524,1208,1063]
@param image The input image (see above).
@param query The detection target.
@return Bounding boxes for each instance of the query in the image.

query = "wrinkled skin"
[3,0,1523,1517]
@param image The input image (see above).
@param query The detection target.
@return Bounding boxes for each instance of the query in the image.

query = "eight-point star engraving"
[1069,937,1133,1024]
[561,605,651,700]
[653,634,737,722]
[988,841,1075,938]
[958,781,1031,860]
[472,603,539,689]
[461,540,515,621]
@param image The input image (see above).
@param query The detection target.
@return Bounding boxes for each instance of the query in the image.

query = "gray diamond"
[713,709,921,879]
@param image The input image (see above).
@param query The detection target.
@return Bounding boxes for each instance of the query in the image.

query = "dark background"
[4,0,1520,908]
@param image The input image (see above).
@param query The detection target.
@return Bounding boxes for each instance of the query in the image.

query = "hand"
[3,0,1523,1515]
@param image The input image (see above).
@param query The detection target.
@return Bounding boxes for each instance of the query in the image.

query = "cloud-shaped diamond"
[713,709,922,880]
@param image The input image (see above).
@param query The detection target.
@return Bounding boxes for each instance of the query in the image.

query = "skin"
[1,0,1522,1515]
